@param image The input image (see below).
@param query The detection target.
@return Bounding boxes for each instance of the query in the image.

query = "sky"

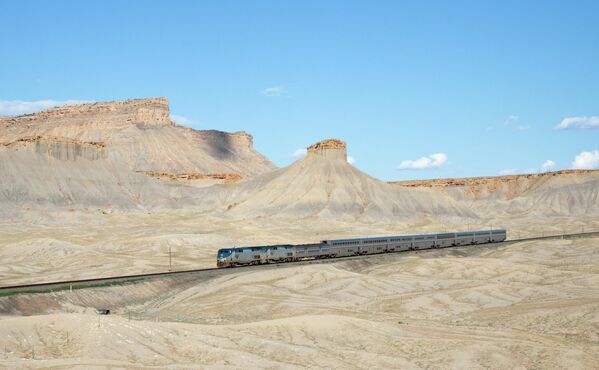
[1,0,598,180]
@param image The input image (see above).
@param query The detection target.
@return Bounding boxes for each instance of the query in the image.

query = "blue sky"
[1,0,598,180]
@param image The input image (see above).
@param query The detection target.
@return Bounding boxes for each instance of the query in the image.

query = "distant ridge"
[391,169,599,216]
[390,169,599,188]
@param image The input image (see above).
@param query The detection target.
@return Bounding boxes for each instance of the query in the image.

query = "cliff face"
[0,97,276,177]
[0,97,276,210]
[0,98,170,133]
[390,170,599,200]
[307,138,347,160]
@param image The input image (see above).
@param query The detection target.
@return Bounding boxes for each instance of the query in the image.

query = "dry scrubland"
[1,238,598,368]
[1,99,599,369]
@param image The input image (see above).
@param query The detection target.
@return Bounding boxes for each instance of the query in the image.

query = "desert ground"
[1,237,598,369]
[1,210,598,286]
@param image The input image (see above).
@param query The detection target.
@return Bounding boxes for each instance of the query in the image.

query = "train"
[216,229,507,267]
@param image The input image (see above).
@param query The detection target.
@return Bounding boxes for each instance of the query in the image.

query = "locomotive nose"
[217,255,231,267]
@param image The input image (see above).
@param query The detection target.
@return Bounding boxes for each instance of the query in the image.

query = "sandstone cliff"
[0,97,275,210]
[0,97,275,177]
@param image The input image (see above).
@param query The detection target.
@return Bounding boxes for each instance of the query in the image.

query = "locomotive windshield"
[217,249,233,258]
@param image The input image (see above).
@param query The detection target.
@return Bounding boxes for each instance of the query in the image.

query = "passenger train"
[216,229,507,267]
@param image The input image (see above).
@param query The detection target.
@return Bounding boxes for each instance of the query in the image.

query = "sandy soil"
[1,208,597,286]
[1,238,598,369]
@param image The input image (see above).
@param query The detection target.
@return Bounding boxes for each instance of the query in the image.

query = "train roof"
[327,229,506,243]
[217,244,293,251]
[328,234,433,243]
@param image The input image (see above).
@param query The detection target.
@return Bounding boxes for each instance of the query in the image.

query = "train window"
[287,253,293,256]
[253,255,260,259]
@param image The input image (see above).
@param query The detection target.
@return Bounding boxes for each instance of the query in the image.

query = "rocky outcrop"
[0,97,276,177]
[0,97,170,131]
[2,135,106,148]
[0,97,276,210]
[390,169,599,216]
[2,136,107,161]
[390,170,599,200]
[390,170,598,188]
[307,139,347,160]
[140,171,243,183]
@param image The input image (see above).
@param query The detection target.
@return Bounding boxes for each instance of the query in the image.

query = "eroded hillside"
[0,98,275,210]
[0,97,275,176]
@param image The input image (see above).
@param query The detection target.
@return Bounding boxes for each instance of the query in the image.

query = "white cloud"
[262,86,286,97]
[0,99,88,116]
[571,150,599,169]
[541,160,556,171]
[503,115,520,126]
[499,168,518,175]
[292,148,307,158]
[500,161,558,175]
[347,155,355,165]
[170,114,194,126]
[555,116,599,130]
[516,125,531,131]
[398,153,447,170]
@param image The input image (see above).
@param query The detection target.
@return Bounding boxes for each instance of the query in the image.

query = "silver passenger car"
[216,229,507,267]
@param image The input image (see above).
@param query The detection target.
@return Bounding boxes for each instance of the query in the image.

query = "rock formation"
[140,171,243,183]
[390,170,598,191]
[0,97,170,131]
[307,138,347,160]
[0,97,275,176]
[391,170,599,217]
[1,97,597,220]
[193,138,474,221]
[0,97,275,211]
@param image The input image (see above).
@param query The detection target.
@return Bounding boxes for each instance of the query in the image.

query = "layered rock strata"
[0,97,275,176]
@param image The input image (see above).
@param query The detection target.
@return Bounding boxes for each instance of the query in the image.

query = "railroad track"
[1,230,598,297]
